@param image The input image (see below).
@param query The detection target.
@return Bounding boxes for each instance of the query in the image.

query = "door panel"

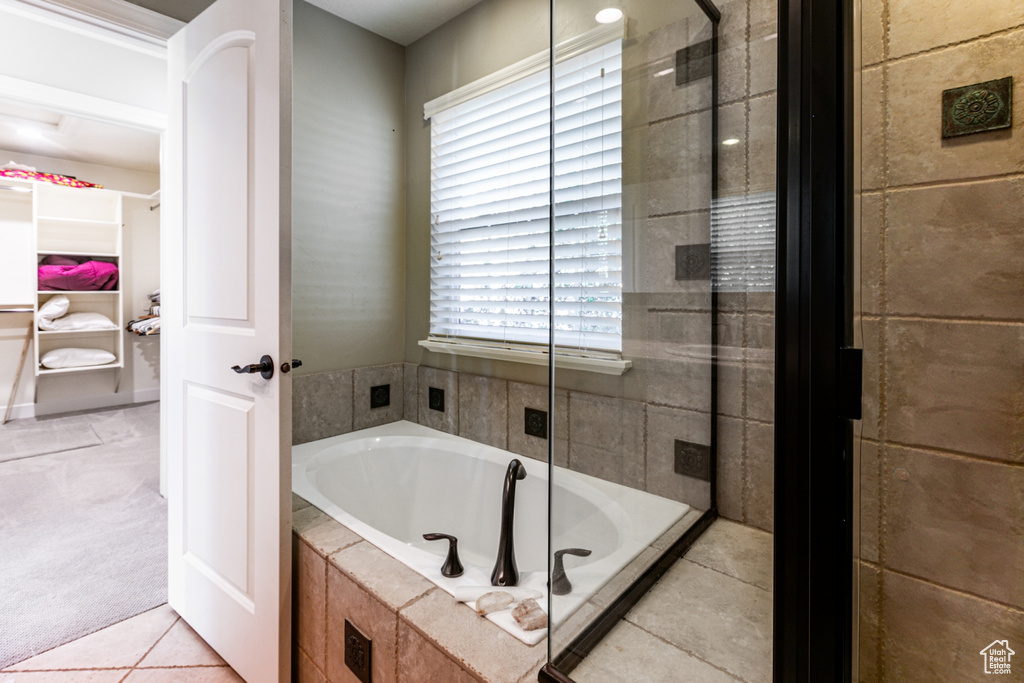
[165,0,291,681]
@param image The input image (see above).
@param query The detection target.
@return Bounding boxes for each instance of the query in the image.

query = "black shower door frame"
[774,0,855,679]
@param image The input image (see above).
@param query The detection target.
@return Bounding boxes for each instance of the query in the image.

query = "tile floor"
[573,519,773,683]
[0,604,243,682]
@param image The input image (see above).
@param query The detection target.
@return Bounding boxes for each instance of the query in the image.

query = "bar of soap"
[511,598,548,631]
[475,591,515,616]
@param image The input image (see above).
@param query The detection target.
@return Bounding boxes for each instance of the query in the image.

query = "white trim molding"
[0,74,167,131]
[419,338,632,375]
[423,18,625,120]
[1,0,182,52]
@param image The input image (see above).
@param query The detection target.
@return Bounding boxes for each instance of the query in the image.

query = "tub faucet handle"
[552,548,592,595]
[422,533,464,578]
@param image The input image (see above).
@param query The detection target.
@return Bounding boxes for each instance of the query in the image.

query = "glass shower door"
[546,0,778,679]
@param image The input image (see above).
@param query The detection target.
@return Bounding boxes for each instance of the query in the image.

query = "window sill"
[418,339,632,376]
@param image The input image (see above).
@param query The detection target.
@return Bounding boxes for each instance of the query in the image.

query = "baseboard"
[6,386,160,419]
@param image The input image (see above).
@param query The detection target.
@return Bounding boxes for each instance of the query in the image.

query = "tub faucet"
[491,458,527,587]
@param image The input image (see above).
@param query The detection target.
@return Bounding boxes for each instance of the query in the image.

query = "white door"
[163,0,292,680]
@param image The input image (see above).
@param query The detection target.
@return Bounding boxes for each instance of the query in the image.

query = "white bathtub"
[292,421,688,642]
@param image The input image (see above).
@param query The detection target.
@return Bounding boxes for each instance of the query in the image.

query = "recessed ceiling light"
[595,7,623,24]
[722,138,741,146]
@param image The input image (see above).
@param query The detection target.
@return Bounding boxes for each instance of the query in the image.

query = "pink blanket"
[38,260,119,291]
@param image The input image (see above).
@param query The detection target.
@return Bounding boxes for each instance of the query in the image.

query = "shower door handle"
[231,354,274,380]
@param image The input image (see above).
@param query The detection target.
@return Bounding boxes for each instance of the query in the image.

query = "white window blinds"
[427,36,623,354]
[710,191,777,292]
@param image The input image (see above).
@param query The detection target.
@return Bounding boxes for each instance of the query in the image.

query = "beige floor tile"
[123,667,243,683]
[6,605,178,672]
[0,672,129,682]
[627,561,772,683]
[684,519,773,591]
[136,620,226,669]
[574,621,742,683]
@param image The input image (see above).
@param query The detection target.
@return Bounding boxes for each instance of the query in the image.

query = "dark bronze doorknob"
[231,354,274,380]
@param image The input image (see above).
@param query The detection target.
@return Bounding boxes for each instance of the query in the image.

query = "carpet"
[0,423,102,464]
[0,403,167,669]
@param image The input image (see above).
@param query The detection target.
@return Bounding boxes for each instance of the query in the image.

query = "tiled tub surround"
[292,421,690,643]
[292,359,772,520]
[292,493,703,683]
[856,2,1024,681]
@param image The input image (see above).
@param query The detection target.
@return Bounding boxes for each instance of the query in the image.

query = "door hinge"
[838,347,863,420]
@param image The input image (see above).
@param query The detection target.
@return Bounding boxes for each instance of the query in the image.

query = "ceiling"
[0,101,160,174]
[0,0,481,176]
[122,0,484,46]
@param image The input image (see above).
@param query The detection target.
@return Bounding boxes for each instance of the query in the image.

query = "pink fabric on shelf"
[40,255,83,266]
[38,260,119,291]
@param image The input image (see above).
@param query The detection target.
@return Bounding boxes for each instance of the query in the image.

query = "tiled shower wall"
[857,2,1024,681]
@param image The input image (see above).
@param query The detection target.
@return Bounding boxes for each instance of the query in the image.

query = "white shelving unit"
[33,183,124,378]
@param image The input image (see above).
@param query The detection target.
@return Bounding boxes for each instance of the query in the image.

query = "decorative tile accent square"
[344,619,372,683]
[428,386,445,412]
[675,39,714,86]
[524,407,548,439]
[675,243,711,281]
[674,439,711,481]
[941,76,1013,138]
[370,384,390,409]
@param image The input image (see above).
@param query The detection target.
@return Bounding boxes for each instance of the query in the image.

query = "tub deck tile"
[293,508,363,558]
[329,541,434,612]
[399,589,546,683]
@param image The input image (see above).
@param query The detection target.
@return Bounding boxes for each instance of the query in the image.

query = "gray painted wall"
[292,0,407,375]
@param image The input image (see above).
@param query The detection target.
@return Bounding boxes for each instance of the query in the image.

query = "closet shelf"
[37,362,123,376]
[38,290,119,295]
[36,216,121,226]
[38,329,120,337]
[36,251,119,259]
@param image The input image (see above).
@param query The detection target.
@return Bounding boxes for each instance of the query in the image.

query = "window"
[711,191,776,292]
[425,31,623,357]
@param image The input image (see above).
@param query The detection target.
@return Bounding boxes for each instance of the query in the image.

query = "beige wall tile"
[887,30,1024,187]
[718,102,748,196]
[749,94,777,194]
[646,405,713,508]
[507,381,568,467]
[745,421,774,532]
[352,363,404,431]
[326,565,397,683]
[860,318,881,441]
[858,563,880,683]
[859,441,880,564]
[568,393,646,489]
[860,67,885,191]
[458,374,508,450]
[292,370,353,445]
[749,34,778,97]
[418,366,459,434]
[886,179,1024,320]
[637,212,712,294]
[881,571,1024,682]
[396,619,479,683]
[716,416,744,521]
[858,192,883,317]
[884,446,1024,607]
[888,0,1024,59]
[403,363,418,422]
[885,320,1024,461]
[645,18,714,123]
[860,0,884,66]
[294,538,326,671]
[647,110,714,216]
[295,647,326,683]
